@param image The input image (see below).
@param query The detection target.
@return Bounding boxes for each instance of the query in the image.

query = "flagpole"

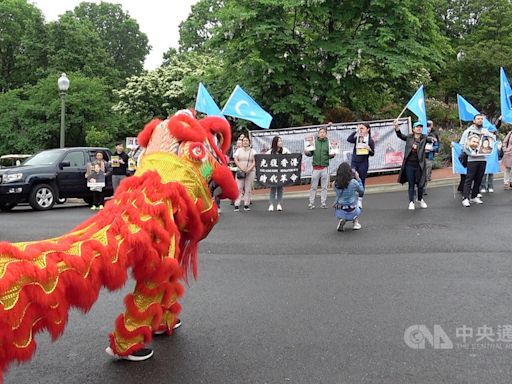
[395,105,408,122]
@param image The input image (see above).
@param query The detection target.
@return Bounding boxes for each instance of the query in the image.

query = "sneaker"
[98,205,104,210]
[308,203,315,209]
[105,346,154,362]
[353,222,362,230]
[357,197,363,209]
[470,197,483,204]
[488,188,494,193]
[153,319,182,335]
[268,204,274,212]
[419,199,428,209]
[276,204,283,211]
[477,193,483,198]
[462,198,470,207]
[217,208,222,214]
[321,203,327,209]
[480,188,487,194]
[90,206,97,210]
[234,206,240,212]
[337,219,346,232]
[408,201,415,210]
[244,205,251,211]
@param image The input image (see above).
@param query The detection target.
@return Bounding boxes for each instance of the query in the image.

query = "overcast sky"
[30,0,199,70]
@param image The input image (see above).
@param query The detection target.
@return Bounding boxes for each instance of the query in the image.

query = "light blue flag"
[485,144,501,174]
[457,94,495,131]
[195,83,223,117]
[451,142,467,175]
[405,85,427,134]
[500,68,512,123]
[221,85,272,128]
[452,142,500,175]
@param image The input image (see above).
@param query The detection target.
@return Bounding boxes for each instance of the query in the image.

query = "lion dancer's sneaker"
[105,346,154,362]
[153,318,182,336]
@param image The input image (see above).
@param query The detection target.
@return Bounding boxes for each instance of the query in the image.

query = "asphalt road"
[2,185,512,384]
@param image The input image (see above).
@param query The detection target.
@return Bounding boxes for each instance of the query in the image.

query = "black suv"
[0,147,114,211]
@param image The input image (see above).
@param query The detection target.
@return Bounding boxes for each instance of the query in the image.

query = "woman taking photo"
[268,136,290,212]
[394,121,429,210]
[347,123,375,208]
[233,136,256,212]
[333,162,364,231]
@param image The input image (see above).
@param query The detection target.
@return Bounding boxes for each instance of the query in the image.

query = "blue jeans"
[405,165,423,202]
[269,186,283,205]
[335,207,361,221]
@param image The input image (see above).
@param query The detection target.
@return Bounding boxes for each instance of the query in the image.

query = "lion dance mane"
[0,114,238,382]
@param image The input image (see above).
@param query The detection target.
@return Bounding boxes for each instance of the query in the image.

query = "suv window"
[63,151,86,167]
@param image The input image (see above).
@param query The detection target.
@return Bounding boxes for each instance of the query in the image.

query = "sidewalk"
[252,167,504,201]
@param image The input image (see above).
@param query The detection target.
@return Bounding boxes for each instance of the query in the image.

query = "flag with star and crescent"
[221,85,273,128]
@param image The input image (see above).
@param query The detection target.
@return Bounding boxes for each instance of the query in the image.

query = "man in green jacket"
[305,125,335,209]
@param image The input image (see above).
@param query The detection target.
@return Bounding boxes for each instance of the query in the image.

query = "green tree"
[69,2,150,81]
[0,73,121,154]
[46,14,116,80]
[0,0,47,91]
[178,0,223,52]
[433,0,512,118]
[113,52,224,131]
[199,0,449,127]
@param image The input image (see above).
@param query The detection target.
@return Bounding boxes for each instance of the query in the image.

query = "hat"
[413,122,423,128]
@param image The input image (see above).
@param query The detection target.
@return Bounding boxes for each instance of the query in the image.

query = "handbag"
[235,151,252,180]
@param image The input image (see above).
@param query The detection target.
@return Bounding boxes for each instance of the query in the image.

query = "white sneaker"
[462,198,470,207]
[337,219,346,232]
[488,188,494,193]
[480,188,486,194]
[353,222,362,230]
[477,193,483,198]
[268,204,274,212]
[357,197,363,209]
[470,197,483,204]
[308,203,315,209]
[105,346,154,361]
[419,199,428,209]
[408,201,415,210]
[276,204,282,211]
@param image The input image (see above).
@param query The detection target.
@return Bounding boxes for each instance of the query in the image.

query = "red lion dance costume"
[0,114,238,382]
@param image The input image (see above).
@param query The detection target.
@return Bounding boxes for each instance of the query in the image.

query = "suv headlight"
[3,173,23,183]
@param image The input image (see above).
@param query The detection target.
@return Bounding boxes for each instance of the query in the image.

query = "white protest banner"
[250,118,410,178]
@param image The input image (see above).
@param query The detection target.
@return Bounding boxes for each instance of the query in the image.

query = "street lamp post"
[58,73,70,148]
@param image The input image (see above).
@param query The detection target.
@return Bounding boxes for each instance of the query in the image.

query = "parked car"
[0,147,113,211]
[0,154,31,168]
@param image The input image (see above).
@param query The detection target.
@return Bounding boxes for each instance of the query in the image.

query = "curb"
[251,173,505,201]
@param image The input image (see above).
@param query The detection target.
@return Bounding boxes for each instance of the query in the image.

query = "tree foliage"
[68,2,150,82]
[0,0,47,92]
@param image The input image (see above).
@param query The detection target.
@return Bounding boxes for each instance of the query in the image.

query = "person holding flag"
[394,121,430,210]
[347,123,375,208]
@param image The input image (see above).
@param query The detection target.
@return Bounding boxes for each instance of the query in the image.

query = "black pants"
[405,165,423,202]
[457,174,466,192]
[92,190,104,207]
[351,160,369,196]
[463,161,486,199]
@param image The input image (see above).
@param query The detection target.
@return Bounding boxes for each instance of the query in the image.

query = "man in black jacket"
[112,142,129,192]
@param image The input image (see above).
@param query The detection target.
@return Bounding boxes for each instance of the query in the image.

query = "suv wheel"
[0,202,17,211]
[29,184,56,211]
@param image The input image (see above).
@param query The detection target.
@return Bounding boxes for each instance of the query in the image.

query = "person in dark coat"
[394,121,430,210]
